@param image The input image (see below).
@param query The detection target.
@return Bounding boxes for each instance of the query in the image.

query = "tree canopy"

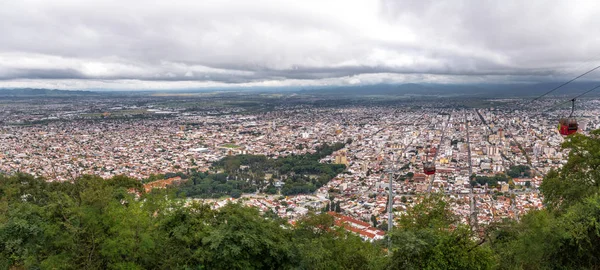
[178,142,346,198]
[0,173,383,269]
[391,194,495,270]
[490,130,600,269]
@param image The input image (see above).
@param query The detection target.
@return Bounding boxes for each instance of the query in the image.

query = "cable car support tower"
[465,112,478,231]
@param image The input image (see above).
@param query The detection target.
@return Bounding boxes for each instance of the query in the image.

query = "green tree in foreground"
[0,173,386,269]
[390,194,495,270]
[491,130,600,269]
[292,213,387,270]
[541,130,600,210]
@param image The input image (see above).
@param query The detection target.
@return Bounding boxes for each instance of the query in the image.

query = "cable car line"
[546,81,600,136]
[529,64,600,103]
[541,83,600,113]
[570,83,600,100]
[545,81,600,136]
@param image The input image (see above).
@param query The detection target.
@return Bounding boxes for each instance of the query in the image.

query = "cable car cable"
[529,64,600,103]
[571,83,600,100]
[569,99,575,118]
[541,83,600,113]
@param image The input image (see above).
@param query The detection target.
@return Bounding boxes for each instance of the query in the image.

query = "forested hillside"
[0,174,489,269]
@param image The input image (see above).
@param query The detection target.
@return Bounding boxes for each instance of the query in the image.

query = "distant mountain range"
[297,81,600,98]
[0,88,98,97]
[2,81,600,98]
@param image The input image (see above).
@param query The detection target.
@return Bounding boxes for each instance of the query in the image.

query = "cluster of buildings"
[2,97,599,230]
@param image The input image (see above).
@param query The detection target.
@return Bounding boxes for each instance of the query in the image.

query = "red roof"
[327,212,385,240]
[143,176,184,193]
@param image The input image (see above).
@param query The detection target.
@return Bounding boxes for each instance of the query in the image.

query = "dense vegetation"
[488,130,600,269]
[469,165,532,188]
[0,173,491,269]
[178,142,346,198]
[506,165,532,178]
[471,173,510,188]
[177,172,252,198]
[2,130,600,269]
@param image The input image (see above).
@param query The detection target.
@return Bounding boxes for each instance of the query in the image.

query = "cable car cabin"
[558,118,578,136]
[423,162,436,175]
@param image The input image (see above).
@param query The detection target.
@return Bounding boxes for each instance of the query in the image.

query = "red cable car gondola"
[423,161,436,175]
[558,118,578,136]
[422,148,436,175]
[558,99,578,136]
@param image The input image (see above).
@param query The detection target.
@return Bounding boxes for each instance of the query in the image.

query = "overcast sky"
[1,0,600,90]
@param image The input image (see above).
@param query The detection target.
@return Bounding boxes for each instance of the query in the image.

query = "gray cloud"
[1,0,600,89]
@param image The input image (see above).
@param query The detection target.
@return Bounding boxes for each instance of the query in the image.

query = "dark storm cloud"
[0,68,86,80]
[0,0,599,89]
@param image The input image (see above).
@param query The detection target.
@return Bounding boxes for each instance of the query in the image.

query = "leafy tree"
[378,221,388,232]
[507,165,532,178]
[201,204,294,269]
[0,201,46,269]
[541,130,600,210]
[489,211,560,270]
[472,174,509,188]
[155,201,214,268]
[231,189,242,199]
[401,196,408,203]
[389,194,494,270]
[370,215,378,227]
[293,213,387,270]
[99,194,160,269]
[490,129,600,269]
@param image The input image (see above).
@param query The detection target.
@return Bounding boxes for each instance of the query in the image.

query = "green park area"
[177,142,346,198]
